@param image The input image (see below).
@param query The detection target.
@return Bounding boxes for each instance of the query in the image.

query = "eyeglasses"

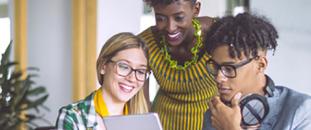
[109,60,149,82]
[206,57,255,78]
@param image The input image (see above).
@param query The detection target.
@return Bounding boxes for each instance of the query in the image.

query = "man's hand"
[209,93,242,130]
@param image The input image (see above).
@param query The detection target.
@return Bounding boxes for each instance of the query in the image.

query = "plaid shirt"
[56,92,98,130]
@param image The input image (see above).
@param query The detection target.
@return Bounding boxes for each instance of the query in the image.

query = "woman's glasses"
[206,57,255,78]
[109,60,149,82]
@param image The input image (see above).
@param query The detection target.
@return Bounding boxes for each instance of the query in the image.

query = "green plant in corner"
[0,42,49,130]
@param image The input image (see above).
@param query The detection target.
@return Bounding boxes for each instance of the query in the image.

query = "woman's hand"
[209,93,242,130]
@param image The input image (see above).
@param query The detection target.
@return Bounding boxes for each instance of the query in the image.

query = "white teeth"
[168,32,180,38]
[121,84,133,92]
[220,87,230,89]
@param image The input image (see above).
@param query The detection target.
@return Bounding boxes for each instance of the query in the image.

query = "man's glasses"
[109,60,149,82]
[206,57,255,78]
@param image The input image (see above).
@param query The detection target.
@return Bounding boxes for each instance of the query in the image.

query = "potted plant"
[0,42,49,129]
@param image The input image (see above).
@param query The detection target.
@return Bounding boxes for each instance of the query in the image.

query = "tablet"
[103,113,163,130]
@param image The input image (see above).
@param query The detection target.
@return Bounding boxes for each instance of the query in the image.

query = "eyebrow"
[155,12,184,17]
[220,61,237,65]
[115,59,147,68]
[211,59,236,66]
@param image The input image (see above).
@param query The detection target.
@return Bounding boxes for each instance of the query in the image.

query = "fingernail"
[235,92,242,100]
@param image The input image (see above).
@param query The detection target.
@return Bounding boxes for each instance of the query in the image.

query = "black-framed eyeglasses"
[206,57,255,78]
[109,60,150,82]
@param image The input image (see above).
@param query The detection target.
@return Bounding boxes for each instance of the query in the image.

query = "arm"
[56,108,79,130]
[293,98,311,130]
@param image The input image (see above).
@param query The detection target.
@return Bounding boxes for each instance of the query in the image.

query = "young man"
[202,13,311,130]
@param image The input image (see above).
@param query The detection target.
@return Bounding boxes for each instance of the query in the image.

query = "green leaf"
[10,71,23,80]
[27,67,40,71]
[19,95,49,111]
[41,104,50,111]
[12,80,31,108]
[0,41,50,128]
[0,41,12,65]
[0,62,18,76]
[27,86,47,96]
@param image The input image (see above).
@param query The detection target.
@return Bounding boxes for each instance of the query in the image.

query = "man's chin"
[220,96,232,105]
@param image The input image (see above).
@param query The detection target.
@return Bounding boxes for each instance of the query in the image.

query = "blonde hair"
[96,32,149,114]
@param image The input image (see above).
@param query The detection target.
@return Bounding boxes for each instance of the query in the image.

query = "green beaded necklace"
[160,18,203,70]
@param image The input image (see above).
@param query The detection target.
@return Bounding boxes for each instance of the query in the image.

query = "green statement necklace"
[160,18,203,70]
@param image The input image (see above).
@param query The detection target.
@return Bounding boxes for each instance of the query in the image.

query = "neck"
[101,87,125,115]
[256,74,267,96]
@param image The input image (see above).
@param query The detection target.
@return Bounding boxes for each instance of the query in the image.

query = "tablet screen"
[103,113,163,130]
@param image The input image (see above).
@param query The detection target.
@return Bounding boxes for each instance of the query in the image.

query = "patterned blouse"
[56,92,99,130]
[139,27,217,130]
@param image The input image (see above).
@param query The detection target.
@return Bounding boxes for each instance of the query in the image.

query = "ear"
[193,1,201,17]
[257,56,268,73]
[100,64,107,75]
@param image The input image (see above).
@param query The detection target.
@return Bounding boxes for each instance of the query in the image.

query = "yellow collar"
[94,88,128,117]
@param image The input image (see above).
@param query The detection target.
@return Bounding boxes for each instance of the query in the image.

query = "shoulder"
[61,92,94,113]
[138,26,159,48]
[276,86,311,103]
[56,92,95,127]
[261,87,311,129]
[282,87,311,110]
[285,88,311,129]
[275,87,311,123]
[138,26,155,39]
[197,16,216,32]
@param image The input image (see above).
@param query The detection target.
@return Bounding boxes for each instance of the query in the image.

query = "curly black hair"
[205,13,279,59]
[144,0,197,7]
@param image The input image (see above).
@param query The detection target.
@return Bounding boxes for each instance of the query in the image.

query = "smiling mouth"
[168,32,180,38]
[166,32,181,42]
[119,83,134,93]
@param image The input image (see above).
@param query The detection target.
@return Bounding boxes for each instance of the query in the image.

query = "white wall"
[20,0,311,127]
[97,0,143,56]
[26,0,144,126]
[200,0,226,17]
[27,0,72,126]
[251,0,311,95]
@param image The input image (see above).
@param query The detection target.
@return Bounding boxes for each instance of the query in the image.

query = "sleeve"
[293,97,311,130]
[56,107,79,130]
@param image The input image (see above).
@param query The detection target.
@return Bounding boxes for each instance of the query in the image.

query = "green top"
[139,27,217,130]
[56,92,98,130]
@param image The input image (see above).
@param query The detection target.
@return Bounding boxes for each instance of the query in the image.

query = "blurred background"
[0,0,310,128]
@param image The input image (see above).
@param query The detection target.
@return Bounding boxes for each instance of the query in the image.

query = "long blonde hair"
[96,32,149,114]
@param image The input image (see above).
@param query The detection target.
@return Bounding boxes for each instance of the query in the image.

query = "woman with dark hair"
[138,0,217,129]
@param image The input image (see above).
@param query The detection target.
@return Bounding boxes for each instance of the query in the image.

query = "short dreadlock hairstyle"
[144,0,197,7]
[205,13,279,59]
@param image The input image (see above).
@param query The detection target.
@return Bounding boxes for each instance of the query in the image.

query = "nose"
[215,70,228,83]
[125,71,137,82]
[166,19,177,33]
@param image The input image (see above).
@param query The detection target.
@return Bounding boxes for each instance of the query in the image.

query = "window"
[0,1,11,60]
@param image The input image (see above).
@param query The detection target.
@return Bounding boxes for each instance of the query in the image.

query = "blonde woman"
[56,32,150,130]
